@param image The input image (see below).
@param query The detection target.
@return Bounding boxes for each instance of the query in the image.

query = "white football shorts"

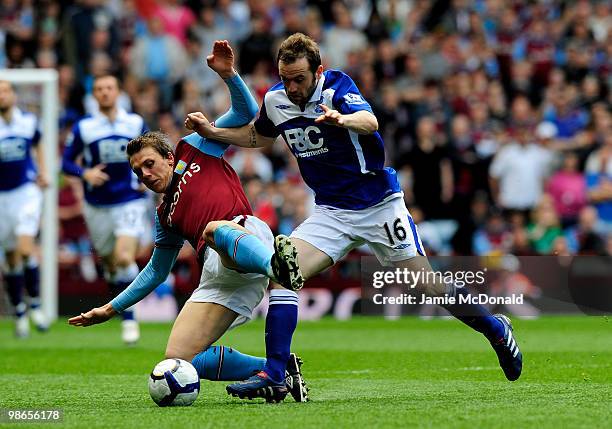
[0,182,43,250]
[189,215,274,328]
[83,198,149,257]
[291,193,425,266]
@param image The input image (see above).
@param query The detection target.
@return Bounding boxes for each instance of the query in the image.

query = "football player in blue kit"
[62,75,149,345]
[186,33,523,399]
[0,80,49,338]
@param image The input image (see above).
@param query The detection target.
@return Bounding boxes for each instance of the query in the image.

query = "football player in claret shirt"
[69,41,307,403]
[0,80,49,337]
[62,74,149,345]
[187,33,523,399]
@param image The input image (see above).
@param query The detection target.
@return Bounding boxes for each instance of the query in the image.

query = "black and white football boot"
[285,353,309,402]
[271,235,304,291]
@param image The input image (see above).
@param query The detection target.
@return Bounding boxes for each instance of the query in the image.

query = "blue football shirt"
[62,108,148,206]
[254,70,401,210]
[0,108,41,191]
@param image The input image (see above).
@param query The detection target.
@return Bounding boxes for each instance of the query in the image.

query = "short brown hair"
[277,33,321,74]
[127,131,174,159]
[93,74,120,87]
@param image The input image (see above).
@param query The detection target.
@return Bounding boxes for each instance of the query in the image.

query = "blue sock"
[78,237,93,255]
[263,289,298,384]
[191,345,266,380]
[443,287,505,341]
[5,271,26,317]
[24,260,40,306]
[213,225,274,277]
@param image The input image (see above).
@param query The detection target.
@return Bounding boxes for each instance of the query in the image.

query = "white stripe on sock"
[269,300,299,306]
[270,289,298,299]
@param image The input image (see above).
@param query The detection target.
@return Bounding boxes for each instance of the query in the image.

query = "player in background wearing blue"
[0,80,49,337]
[62,75,149,345]
[187,33,523,399]
[69,41,307,403]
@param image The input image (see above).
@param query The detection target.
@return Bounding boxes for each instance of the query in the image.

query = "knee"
[203,221,223,248]
[17,240,34,259]
[165,346,195,361]
[4,252,22,271]
[114,252,134,269]
[19,248,34,261]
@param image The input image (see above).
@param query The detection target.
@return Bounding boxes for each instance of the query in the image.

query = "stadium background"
[0,0,612,317]
[0,0,611,317]
[1,1,611,428]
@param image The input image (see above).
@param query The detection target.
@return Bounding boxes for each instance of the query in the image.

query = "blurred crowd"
[1,0,611,261]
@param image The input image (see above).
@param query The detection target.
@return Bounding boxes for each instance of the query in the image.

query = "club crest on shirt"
[174,160,187,175]
[344,93,367,105]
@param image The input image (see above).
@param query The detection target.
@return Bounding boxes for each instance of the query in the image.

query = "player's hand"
[83,164,110,187]
[68,304,117,327]
[185,112,213,137]
[36,174,49,188]
[315,104,345,127]
[206,40,236,79]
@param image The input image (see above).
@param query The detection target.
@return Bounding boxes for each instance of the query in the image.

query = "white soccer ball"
[148,358,200,407]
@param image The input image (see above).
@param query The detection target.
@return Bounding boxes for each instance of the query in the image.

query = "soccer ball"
[148,359,200,407]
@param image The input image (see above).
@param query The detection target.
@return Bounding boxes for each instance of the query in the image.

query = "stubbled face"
[278,57,322,106]
[129,147,174,193]
[0,81,16,112]
[93,76,120,110]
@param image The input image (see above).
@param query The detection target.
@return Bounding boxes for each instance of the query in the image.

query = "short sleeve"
[254,102,280,138]
[332,73,374,115]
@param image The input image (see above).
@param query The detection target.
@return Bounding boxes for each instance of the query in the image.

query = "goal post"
[0,68,59,322]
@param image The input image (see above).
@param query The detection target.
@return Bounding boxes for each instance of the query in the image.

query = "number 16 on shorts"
[382,213,425,258]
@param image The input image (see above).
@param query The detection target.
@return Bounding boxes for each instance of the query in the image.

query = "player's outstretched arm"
[68,303,116,327]
[206,39,258,126]
[206,40,236,80]
[69,245,180,328]
[214,71,259,128]
[314,104,378,135]
[184,39,273,148]
[109,246,180,313]
[186,115,274,148]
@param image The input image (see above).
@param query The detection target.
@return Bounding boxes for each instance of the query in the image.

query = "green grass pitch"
[1,316,610,428]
